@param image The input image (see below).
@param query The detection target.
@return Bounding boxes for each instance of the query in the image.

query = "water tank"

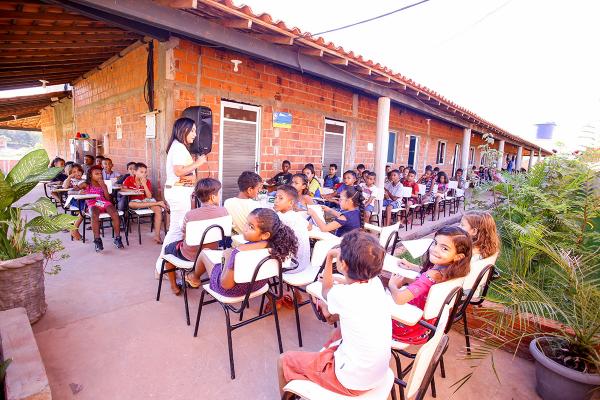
[535,123,556,140]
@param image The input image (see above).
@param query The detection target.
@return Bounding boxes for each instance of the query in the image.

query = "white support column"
[516,146,523,171]
[460,128,471,172]
[528,149,534,170]
[375,97,391,188]
[497,139,505,169]
[538,147,543,164]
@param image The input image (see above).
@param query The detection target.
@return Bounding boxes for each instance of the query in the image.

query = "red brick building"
[2,0,547,198]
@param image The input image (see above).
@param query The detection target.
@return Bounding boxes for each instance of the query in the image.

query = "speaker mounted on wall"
[182,106,213,156]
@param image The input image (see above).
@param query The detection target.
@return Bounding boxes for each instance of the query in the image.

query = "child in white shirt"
[223,171,262,234]
[278,230,391,397]
[360,171,382,224]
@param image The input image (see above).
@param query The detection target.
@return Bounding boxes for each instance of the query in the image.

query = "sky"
[238,0,600,151]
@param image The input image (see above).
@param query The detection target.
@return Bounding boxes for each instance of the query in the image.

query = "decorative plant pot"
[0,253,46,324]
[530,337,600,400]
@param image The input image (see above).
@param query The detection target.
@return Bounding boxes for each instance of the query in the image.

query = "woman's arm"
[172,155,207,177]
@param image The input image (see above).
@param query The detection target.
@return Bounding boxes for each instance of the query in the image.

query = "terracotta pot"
[530,337,600,400]
[0,253,46,324]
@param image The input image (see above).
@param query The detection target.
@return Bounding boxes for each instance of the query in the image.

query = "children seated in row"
[302,164,321,197]
[49,157,67,182]
[291,173,314,210]
[83,154,95,173]
[62,163,86,240]
[185,208,298,299]
[355,163,366,184]
[267,160,293,187]
[307,185,363,237]
[117,162,137,185]
[453,168,466,189]
[122,162,169,244]
[80,165,125,252]
[162,178,228,295]
[223,171,262,234]
[101,157,120,180]
[323,170,358,205]
[95,155,105,166]
[279,230,391,397]
[389,226,472,343]
[323,163,340,189]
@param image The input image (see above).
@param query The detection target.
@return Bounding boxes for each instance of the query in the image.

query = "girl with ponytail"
[185,208,298,297]
[307,185,364,237]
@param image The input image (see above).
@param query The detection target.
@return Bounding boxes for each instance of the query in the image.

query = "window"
[387,132,397,164]
[469,147,475,165]
[435,141,446,164]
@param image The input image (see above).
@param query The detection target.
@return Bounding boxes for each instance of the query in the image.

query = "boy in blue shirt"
[323,163,340,189]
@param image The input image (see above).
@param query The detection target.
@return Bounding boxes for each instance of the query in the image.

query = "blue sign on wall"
[273,112,292,128]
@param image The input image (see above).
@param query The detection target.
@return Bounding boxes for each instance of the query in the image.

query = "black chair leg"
[259,294,266,315]
[182,270,190,326]
[291,287,303,347]
[82,219,87,243]
[156,259,166,301]
[223,306,236,379]
[431,375,437,398]
[463,311,471,355]
[439,355,446,378]
[138,215,142,245]
[271,293,284,354]
[392,351,405,400]
[193,290,206,337]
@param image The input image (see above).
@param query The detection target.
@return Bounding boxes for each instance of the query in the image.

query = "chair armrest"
[364,223,382,233]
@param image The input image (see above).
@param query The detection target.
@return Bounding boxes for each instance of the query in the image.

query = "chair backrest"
[400,186,413,198]
[104,179,113,193]
[311,238,341,268]
[418,184,427,196]
[379,222,400,252]
[233,248,288,283]
[375,187,385,201]
[455,188,465,198]
[463,253,499,303]
[422,276,465,320]
[184,215,233,246]
[406,307,450,399]
[448,180,458,190]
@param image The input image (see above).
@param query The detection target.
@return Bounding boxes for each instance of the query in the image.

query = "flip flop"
[281,294,294,310]
[184,273,200,289]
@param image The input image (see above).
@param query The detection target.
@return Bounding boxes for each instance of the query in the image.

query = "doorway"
[407,135,419,169]
[452,143,461,176]
[322,119,346,178]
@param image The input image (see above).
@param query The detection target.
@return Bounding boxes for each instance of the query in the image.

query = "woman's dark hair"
[249,208,298,263]
[436,171,448,184]
[340,230,384,280]
[341,185,364,228]
[50,157,65,167]
[166,117,195,153]
[85,165,103,185]
[237,171,262,192]
[194,178,221,202]
[421,226,472,280]
[276,184,298,201]
[292,173,309,196]
[134,162,147,170]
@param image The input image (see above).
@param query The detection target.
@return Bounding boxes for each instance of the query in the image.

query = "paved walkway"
[26,186,539,399]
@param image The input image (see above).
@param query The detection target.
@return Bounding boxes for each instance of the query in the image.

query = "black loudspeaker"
[182,106,213,155]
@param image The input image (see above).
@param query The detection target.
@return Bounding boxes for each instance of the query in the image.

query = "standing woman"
[155,117,207,275]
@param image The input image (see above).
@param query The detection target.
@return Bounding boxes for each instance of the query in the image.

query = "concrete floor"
[27,186,539,400]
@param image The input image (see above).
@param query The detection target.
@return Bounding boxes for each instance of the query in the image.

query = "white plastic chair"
[193,248,290,379]
[283,238,341,347]
[156,215,233,326]
[417,184,433,224]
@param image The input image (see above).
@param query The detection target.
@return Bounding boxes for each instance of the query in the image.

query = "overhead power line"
[312,0,432,36]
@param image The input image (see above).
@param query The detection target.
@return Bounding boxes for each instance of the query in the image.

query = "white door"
[322,119,346,177]
[219,101,261,201]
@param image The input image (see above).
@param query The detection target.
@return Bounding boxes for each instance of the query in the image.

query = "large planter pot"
[0,253,46,324]
[530,337,600,400]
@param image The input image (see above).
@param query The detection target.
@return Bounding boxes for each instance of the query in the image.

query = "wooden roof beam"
[0,55,110,64]
[222,18,253,30]
[252,34,294,45]
[326,56,349,66]
[374,75,391,83]
[299,47,324,57]
[0,33,139,41]
[2,41,133,49]
[0,11,90,22]
[0,25,127,33]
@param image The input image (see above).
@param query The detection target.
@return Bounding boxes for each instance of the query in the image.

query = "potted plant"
[0,149,77,323]
[459,156,600,400]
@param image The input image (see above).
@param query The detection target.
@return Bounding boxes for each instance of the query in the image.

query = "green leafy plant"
[25,235,69,275]
[0,149,77,261]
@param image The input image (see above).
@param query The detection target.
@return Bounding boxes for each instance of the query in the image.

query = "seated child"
[122,162,169,244]
[418,167,435,205]
[323,170,358,205]
[62,163,86,240]
[388,226,471,344]
[360,171,381,224]
[384,165,392,184]
[278,230,391,397]
[323,163,340,189]
[50,157,67,182]
[383,169,403,226]
[78,165,125,252]
[459,211,500,261]
[185,208,298,298]
[302,165,321,198]
[291,173,314,211]
[355,163,366,184]
[273,185,311,274]
[101,157,120,180]
[117,161,137,185]
[432,171,449,216]
[162,178,228,295]
[401,168,420,206]
[83,154,95,174]
[308,185,363,237]
[223,171,262,234]
[453,168,466,189]
[94,155,105,167]
[267,160,293,187]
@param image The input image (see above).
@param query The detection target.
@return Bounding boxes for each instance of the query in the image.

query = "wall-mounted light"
[231,59,242,72]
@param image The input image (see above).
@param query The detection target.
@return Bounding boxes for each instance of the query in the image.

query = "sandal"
[171,285,182,296]
[184,273,201,289]
[71,229,82,241]
[281,294,294,310]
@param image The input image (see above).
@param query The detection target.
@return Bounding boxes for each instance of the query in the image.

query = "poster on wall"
[145,113,156,139]
[116,116,123,140]
[273,112,292,128]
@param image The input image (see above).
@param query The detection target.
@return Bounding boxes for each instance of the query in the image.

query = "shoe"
[94,238,104,252]
[113,236,124,249]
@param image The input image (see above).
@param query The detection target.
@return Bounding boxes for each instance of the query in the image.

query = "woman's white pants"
[155,186,193,273]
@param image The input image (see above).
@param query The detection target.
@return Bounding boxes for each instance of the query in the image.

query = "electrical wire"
[312,0,432,36]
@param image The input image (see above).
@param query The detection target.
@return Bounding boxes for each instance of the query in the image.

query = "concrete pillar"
[528,149,534,170]
[460,128,471,172]
[497,139,505,169]
[538,147,543,164]
[375,97,391,188]
[516,146,523,171]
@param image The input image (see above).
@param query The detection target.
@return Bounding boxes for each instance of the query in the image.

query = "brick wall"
[40,106,57,158]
